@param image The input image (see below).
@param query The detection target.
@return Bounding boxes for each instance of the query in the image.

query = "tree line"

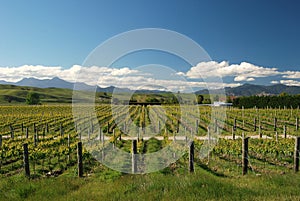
[232,93,300,108]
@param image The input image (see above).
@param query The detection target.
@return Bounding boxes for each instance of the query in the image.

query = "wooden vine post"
[158,121,160,133]
[207,128,211,162]
[123,122,127,133]
[60,123,64,137]
[242,136,249,175]
[195,119,199,134]
[189,141,194,173]
[99,128,102,141]
[233,118,237,131]
[0,135,2,170]
[214,119,218,132]
[259,123,262,138]
[10,125,14,139]
[77,142,83,177]
[274,117,277,131]
[33,123,36,133]
[46,123,49,133]
[23,143,30,177]
[132,140,137,174]
[26,127,29,139]
[294,137,300,172]
[34,132,38,146]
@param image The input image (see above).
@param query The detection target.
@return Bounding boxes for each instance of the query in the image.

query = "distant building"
[213,101,233,107]
[199,101,232,107]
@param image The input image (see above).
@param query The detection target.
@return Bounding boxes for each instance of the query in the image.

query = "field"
[0,104,300,200]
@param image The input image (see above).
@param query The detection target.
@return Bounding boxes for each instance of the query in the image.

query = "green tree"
[4,95,13,103]
[279,92,288,97]
[26,92,40,105]
[214,95,219,102]
[197,95,204,104]
[203,98,211,104]
[226,96,232,103]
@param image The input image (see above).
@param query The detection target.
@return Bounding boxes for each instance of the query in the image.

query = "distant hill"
[1,77,300,98]
[0,77,170,94]
[196,83,300,96]
[15,77,82,89]
[0,84,73,104]
[0,84,174,105]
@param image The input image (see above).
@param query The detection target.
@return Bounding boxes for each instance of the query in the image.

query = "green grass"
[1,164,300,201]
[0,84,193,105]
[0,85,73,104]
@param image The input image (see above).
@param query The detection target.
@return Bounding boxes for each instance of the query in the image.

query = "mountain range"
[195,83,300,96]
[1,77,300,96]
[0,77,165,94]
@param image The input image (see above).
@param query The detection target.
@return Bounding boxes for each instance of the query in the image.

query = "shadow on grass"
[196,162,227,178]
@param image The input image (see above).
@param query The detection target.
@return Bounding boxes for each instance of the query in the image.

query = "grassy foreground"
[1,165,300,201]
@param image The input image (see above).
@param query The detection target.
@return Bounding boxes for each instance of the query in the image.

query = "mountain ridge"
[1,77,300,96]
[196,83,300,96]
[0,77,171,94]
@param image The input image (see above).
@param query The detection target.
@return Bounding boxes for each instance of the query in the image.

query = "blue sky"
[0,0,300,90]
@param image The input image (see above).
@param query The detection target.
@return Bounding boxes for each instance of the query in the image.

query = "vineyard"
[0,104,300,178]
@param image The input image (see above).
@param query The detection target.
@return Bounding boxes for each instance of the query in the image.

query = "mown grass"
[1,163,300,201]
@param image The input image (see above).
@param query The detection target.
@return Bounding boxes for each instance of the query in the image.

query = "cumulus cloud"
[279,80,300,86]
[0,65,144,85]
[271,80,279,84]
[183,61,281,81]
[185,61,229,79]
[0,64,241,92]
[246,77,255,81]
[234,76,255,82]
[96,74,237,91]
[282,71,300,79]
[0,61,299,92]
[0,65,62,82]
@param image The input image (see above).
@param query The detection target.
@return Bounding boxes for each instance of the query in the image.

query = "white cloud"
[234,76,247,81]
[0,64,237,92]
[176,72,185,76]
[282,71,300,79]
[0,65,144,85]
[271,80,279,84]
[184,61,281,82]
[0,65,62,82]
[0,61,299,92]
[185,61,229,79]
[279,80,300,86]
